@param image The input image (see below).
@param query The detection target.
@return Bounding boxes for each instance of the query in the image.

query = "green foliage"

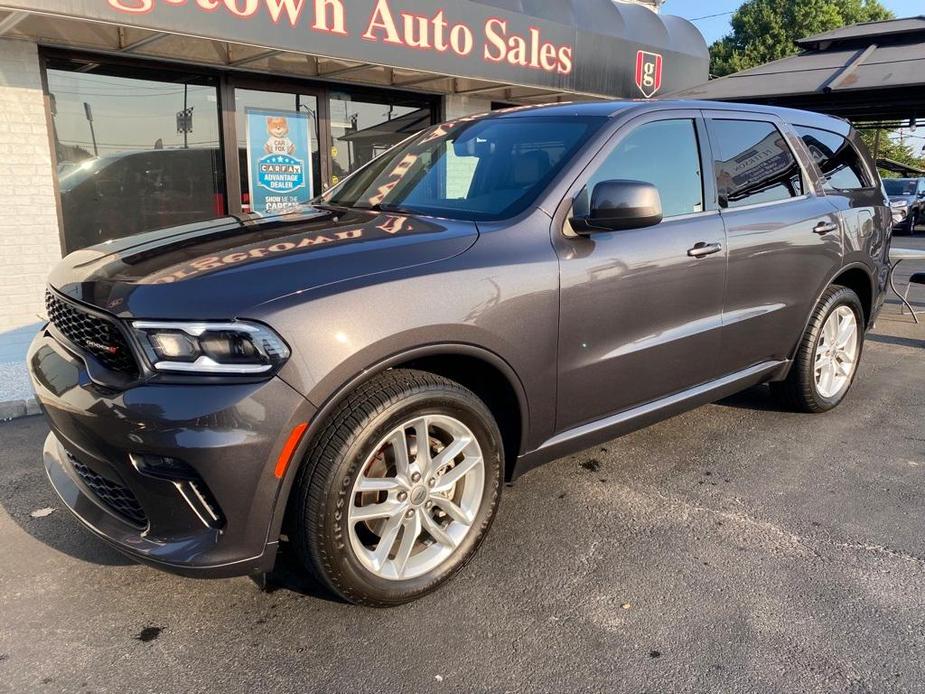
[710,0,893,77]
[858,129,925,178]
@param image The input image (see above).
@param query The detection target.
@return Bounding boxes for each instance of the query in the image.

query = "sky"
[666,0,923,45]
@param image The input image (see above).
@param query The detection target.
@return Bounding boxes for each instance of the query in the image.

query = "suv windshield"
[884,178,918,195]
[321,115,606,221]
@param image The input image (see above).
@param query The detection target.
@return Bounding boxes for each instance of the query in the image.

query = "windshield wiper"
[360,202,418,215]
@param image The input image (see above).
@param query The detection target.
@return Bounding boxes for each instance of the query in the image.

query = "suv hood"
[888,194,917,204]
[49,207,478,320]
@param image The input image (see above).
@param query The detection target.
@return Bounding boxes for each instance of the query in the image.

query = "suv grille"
[66,452,148,528]
[45,291,138,376]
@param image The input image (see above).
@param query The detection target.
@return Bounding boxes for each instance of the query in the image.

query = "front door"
[553,113,728,432]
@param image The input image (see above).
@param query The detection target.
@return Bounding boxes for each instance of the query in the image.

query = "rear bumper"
[30,328,316,578]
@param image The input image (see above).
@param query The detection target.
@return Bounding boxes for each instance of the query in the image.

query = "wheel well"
[396,354,523,481]
[831,267,873,327]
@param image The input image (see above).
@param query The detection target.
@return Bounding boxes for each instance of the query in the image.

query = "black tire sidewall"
[802,288,865,411]
[309,385,502,605]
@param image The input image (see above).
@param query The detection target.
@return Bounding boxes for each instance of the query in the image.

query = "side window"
[585,119,704,219]
[710,119,803,209]
[795,126,872,191]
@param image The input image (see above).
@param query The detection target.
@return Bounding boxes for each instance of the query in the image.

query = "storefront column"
[443,94,493,121]
[0,39,60,365]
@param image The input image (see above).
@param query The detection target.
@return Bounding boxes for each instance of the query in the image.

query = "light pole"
[84,101,98,157]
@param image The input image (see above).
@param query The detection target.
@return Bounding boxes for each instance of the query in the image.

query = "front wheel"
[291,369,503,607]
[771,285,864,413]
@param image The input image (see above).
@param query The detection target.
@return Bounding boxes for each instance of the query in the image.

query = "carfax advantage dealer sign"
[0,0,709,98]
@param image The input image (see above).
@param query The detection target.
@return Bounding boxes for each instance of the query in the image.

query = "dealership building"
[0,0,707,389]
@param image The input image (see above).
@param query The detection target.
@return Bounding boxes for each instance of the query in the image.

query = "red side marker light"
[275,422,309,479]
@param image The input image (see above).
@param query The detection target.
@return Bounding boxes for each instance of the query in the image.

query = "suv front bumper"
[30,328,315,578]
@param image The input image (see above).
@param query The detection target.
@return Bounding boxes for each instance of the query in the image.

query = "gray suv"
[29,101,891,606]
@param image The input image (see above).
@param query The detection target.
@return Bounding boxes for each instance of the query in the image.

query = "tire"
[910,210,919,236]
[771,285,864,413]
[291,368,503,607]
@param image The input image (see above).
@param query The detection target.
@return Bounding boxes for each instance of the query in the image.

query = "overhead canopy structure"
[0,0,708,102]
[671,16,925,122]
[877,157,925,177]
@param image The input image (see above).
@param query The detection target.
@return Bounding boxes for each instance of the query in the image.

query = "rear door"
[705,112,843,372]
[553,110,727,431]
[793,122,885,266]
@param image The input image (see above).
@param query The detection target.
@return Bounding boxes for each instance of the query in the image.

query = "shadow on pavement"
[867,333,925,350]
[262,542,344,604]
[715,384,792,413]
[0,417,134,568]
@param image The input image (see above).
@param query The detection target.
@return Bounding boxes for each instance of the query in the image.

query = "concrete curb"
[0,398,40,422]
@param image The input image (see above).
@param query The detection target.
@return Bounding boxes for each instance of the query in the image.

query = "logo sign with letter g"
[635,50,663,98]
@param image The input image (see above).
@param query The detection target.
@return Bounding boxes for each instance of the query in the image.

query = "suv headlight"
[131,321,290,375]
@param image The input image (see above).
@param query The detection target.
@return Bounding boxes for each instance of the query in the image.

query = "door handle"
[687,242,723,258]
[813,221,839,235]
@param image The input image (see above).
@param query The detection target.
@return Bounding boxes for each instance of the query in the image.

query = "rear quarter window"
[795,126,872,191]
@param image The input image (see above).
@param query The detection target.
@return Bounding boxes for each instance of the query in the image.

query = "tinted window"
[795,126,871,190]
[711,120,803,209]
[884,178,919,196]
[323,116,605,221]
[46,61,224,252]
[584,119,704,218]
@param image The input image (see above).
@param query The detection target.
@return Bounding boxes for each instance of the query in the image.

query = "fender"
[772,261,876,382]
[264,342,531,548]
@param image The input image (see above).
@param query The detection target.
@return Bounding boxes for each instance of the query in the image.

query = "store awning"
[669,16,925,122]
[0,0,707,101]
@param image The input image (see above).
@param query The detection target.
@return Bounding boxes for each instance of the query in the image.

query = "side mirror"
[570,180,663,234]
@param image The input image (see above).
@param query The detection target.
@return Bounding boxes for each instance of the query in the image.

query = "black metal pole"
[183,83,189,149]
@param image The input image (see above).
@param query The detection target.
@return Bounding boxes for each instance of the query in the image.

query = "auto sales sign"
[0,0,710,98]
[105,0,573,76]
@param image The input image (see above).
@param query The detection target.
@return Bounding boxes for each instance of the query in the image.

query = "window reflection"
[711,120,803,209]
[795,126,871,191]
[47,62,224,251]
[329,92,433,186]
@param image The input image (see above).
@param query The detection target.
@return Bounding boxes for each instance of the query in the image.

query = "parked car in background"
[883,177,925,234]
[30,101,891,607]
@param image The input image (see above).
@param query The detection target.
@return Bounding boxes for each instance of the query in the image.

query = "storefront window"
[329,92,433,187]
[235,89,321,212]
[46,60,224,252]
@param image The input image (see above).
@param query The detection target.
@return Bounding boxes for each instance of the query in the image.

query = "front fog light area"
[132,321,290,375]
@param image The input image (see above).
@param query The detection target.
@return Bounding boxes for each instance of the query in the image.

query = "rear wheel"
[291,369,503,607]
[771,285,864,413]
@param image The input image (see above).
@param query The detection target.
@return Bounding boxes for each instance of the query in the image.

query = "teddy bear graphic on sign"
[264,116,296,156]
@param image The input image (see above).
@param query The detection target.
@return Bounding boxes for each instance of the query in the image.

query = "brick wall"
[0,39,60,363]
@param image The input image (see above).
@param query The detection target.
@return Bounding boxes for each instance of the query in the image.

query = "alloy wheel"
[347,415,485,581]
[814,306,859,399]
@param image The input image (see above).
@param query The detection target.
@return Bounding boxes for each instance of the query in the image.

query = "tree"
[708,0,925,176]
[859,130,925,178]
[710,0,893,77]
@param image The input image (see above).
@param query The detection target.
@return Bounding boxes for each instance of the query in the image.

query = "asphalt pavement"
[1,238,924,694]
